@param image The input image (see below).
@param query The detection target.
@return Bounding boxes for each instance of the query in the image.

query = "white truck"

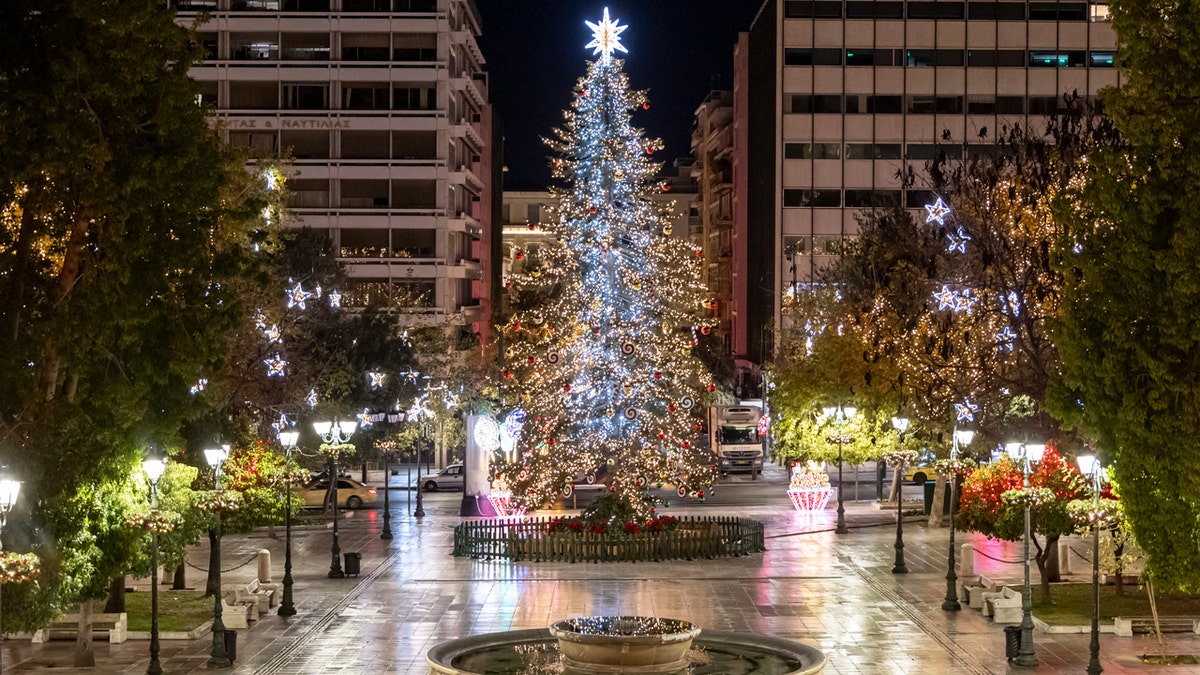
[709,405,765,475]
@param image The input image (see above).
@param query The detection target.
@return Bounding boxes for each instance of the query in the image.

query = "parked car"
[903,453,938,485]
[420,463,464,492]
[297,477,378,509]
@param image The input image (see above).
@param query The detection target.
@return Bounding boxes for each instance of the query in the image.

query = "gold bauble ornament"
[663,225,673,236]
[605,406,615,418]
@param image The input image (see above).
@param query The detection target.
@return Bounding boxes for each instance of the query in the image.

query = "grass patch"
[122,589,214,633]
[1032,583,1200,625]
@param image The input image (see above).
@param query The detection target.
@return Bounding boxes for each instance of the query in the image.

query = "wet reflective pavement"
[3,467,1194,674]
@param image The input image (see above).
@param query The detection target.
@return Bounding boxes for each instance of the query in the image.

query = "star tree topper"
[585,7,628,61]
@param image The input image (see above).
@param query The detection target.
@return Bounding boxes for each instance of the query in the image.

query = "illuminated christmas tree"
[494,8,716,511]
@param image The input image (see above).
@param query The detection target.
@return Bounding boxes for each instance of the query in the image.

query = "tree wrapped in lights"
[493,9,715,511]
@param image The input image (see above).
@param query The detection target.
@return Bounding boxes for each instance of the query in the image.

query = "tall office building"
[735,0,1117,367]
[172,0,495,335]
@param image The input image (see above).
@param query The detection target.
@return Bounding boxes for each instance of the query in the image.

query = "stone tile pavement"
[3,471,1197,674]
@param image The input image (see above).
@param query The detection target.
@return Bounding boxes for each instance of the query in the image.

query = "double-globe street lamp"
[1077,453,1106,675]
[1004,441,1045,668]
[890,416,910,574]
[822,404,857,535]
[277,430,300,616]
[942,427,974,611]
[141,450,169,675]
[313,418,357,579]
[409,402,434,519]
[204,445,232,669]
[0,469,22,675]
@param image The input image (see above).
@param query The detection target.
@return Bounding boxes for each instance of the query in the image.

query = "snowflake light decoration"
[369,371,386,389]
[286,282,312,310]
[328,290,342,309]
[924,197,952,226]
[306,388,319,408]
[996,326,1017,351]
[955,398,979,423]
[585,7,629,61]
[189,378,208,395]
[264,354,288,377]
[946,227,971,253]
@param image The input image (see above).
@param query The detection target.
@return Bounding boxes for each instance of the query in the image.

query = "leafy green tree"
[1051,1,1200,592]
[0,0,265,652]
[958,448,1086,599]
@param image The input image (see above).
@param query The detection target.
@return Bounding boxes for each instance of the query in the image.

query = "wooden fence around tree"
[452,516,765,563]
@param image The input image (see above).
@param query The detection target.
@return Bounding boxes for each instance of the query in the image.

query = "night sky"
[475,1,764,190]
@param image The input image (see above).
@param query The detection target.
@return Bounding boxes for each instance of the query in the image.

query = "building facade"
[172,0,494,333]
[690,91,736,357]
[735,0,1117,366]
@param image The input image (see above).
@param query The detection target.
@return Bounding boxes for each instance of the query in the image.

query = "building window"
[905,190,937,208]
[1028,96,1063,114]
[283,83,328,110]
[784,189,841,208]
[967,2,1028,20]
[996,96,1026,114]
[908,96,964,114]
[967,50,1026,67]
[845,1,904,18]
[1029,2,1088,20]
[787,95,843,114]
[866,96,904,114]
[906,144,962,160]
[1090,3,1112,21]
[845,143,903,160]
[906,49,964,67]
[908,2,966,19]
[813,236,844,255]
[845,190,902,208]
[784,143,842,160]
[784,236,810,257]
[784,48,843,66]
[1089,51,1115,67]
[784,1,843,18]
[1029,51,1087,67]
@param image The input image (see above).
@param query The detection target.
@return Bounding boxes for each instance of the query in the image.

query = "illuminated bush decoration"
[0,552,40,583]
[126,510,184,534]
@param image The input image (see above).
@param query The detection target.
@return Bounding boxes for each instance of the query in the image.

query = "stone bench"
[1113,616,1200,637]
[962,575,1004,610]
[31,612,127,644]
[985,586,1024,624]
[221,593,252,630]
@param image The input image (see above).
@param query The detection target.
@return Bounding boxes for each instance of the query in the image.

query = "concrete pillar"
[959,542,975,577]
[1058,539,1072,576]
[257,548,272,583]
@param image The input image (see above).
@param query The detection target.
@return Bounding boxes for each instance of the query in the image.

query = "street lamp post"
[0,470,22,675]
[1077,453,1105,675]
[822,404,857,535]
[142,450,168,675]
[890,416,910,574]
[414,422,427,518]
[1004,441,1045,668]
[381,445,394,540]
[942,427,974,611]
[277,431,299,616]
[204,445,232,669]
[313,418,357,579]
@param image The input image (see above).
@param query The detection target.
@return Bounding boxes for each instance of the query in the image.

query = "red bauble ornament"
[579,89,587,97]
[657,432,665,440]
[610,486,617,493]
[695,250,703,258]
[668,404,677,412]
[589,206,597,214]
[645,147,654,155]
[528,223,538,231]
[681,441,690,449]
[706,383,716,392]
[694,423,703,431]
[527,356,536,365]
[701,325,712,335]
[515,251,525,260]
[502,369,512,378]
[653,372,663,380]
[698,490,705,498]
[563,384,571,392]
[505,282,512,288]
[642,102,650,110]
[512,322,521,331]
[662,184,671,192]
[548,438,556,446]
[593,326,601,334]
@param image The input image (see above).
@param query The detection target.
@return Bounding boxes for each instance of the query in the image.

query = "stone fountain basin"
[426,626,827,674]
[550,616,701,672]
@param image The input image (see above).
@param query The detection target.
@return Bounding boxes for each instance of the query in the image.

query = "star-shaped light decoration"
[934,284,958,311]
[286,282,312,310]
[328,289,342,309]
[189,378,208,395]
[262,324,282,343]
[946,227,971,253]
[253,310,267,330]
[271,413,291,434]
[369,371,386,389]
[584,7,629,62]
[996,326,1017,351]
[954,289,979,314]
[400,367,421,383]
[399,329,412,347]
[357,408,374,429]
[306,388,319,408]
[264,354,288,377]
[924,197,952,226]
[955,398,979,423]
[1005,291,1021,317]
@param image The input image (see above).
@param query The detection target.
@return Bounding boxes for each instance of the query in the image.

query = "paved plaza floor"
[3,466,1197,674]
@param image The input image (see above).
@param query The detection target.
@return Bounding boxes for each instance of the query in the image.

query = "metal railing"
[453,516,765,563]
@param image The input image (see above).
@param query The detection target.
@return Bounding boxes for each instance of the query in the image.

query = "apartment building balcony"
[448,75,486,107]
[448,121,484,148]
[171,0,441,14]
[448,29,484,63]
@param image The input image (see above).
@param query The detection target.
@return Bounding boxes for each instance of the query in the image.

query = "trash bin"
[1004,625,1021,659]
[224,629,237,663]
[922,481,953,515]
[344,551,362,576]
